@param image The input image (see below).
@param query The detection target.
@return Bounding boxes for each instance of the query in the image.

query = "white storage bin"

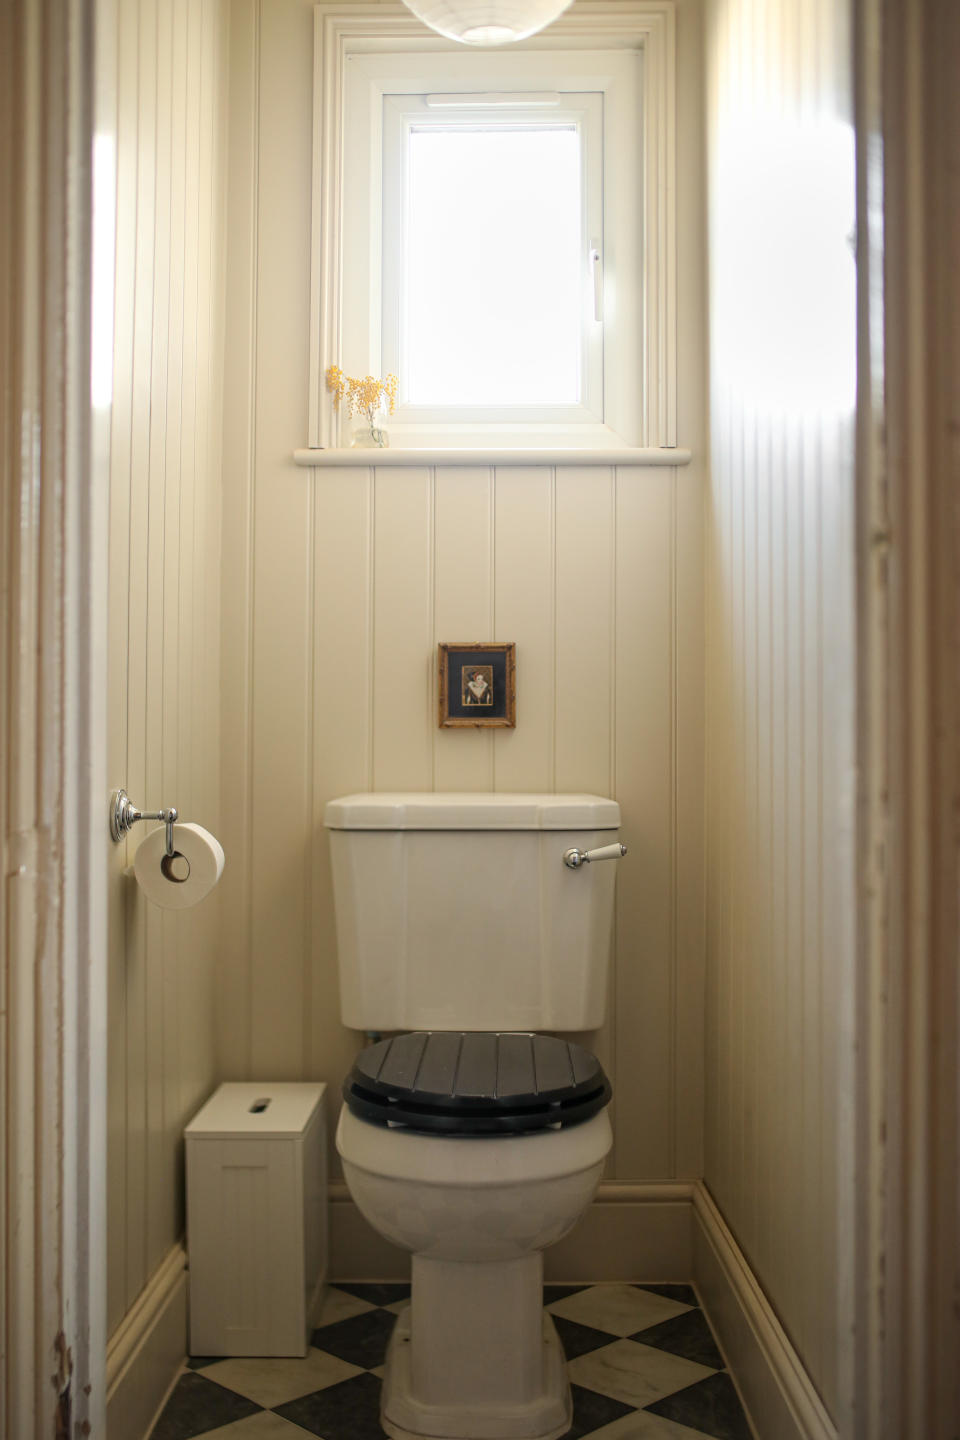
[186,1082,327,1357]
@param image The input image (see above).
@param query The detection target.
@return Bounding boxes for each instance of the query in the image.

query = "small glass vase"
[349,405,390,449]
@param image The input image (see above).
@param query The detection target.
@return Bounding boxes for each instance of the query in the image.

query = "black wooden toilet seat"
[343,1031,612,1137]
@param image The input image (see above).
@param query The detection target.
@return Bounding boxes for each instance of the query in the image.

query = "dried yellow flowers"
[325,366,398,424]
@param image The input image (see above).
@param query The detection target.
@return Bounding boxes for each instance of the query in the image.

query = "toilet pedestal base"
[380,1254,571,1440]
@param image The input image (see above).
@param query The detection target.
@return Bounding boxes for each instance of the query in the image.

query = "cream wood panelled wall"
[219,0,707,1185]
[703,0,857,1418]
[106,0,229,1338]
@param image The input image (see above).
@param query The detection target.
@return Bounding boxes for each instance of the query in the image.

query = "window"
[309,5,677,451]
[381,92,603,423]
[402,122,582,407]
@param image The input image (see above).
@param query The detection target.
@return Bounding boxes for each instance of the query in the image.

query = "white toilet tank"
[324,793,622,1032]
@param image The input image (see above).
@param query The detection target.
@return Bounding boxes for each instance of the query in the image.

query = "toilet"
[325,792,625,1440]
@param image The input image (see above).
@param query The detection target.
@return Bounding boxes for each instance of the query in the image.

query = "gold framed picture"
[438,642,516,729]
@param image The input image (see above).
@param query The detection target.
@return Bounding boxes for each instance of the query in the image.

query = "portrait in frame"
[438,642,516,728]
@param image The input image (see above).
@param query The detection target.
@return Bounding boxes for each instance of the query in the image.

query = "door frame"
[848,0,960,1435]
[0,0,109,1435]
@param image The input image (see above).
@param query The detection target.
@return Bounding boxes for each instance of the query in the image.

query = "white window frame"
[359,68,612,439]
[308,2,677,452]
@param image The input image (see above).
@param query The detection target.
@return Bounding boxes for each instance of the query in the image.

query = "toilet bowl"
[337,1102,612,1263]
[324,792,626,1440]
[337,1103,613,1440]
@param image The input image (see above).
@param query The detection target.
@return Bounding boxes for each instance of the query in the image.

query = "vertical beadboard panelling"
[672,460,706,1178]
[181,0,225,1132]
[492,467,555,793]
[432,467,495,791]
[757,433,774,1264]
[614,469,674,1181]
[672,0,708,1184]
[173,0,202,1128]
[372,468,434,790]
[123,0,158,1309]
[220,0,707,1196]
[554,469,615,795]
[220,459,704,1193]
[703,0,856,1413]
[817,412,846,1412]
[248,0,317,1080]
[165,7,191,1214]
[228,453,700,1184]
[310,466,376,1154]
[160,0,188,1266]
[217,0,260,1085]
[800,413,823,1379]
[553,468,617,1162]
[106,0,228,1340]
[766,413,789,1315]
[105,0,138,1335]
[752,404,772,1271]
[144,0,173,1277]
[784,433,806,1323]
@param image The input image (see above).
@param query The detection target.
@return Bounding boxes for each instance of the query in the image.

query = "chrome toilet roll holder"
[110,790,178,858]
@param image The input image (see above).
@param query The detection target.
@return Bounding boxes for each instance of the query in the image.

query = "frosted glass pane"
[404,126,582,406]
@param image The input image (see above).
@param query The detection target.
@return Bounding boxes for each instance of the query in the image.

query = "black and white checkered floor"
[150,1283,755,1440]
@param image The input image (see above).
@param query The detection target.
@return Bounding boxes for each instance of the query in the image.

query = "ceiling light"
[401,0,574,45]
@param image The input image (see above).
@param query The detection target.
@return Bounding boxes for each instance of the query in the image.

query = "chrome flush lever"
[563,842,627,869]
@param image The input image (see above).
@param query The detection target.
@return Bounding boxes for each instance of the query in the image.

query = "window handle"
[590,238,603,321]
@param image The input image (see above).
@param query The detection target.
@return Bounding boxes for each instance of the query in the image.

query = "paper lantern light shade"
[401,0,574,44]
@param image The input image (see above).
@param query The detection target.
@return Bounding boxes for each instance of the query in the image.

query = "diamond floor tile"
[198,1350,362,1408]
[545,1283,592,1304]
[645,1372,753,1440]
[186,1415,310,1440]
[149,1372,261,1440]
[629,1309,726,1370]
[311,1284,379,1327]
[634,1284,699,1308]
[149,1282,753,1440]
[554,1313,625,1361]
[582,1410,731,1440]
[564,1382,636,1439]
[334,1282,411,1308]
[568,1338,717,1410]
[309,1305,398,1368]
[273,1371,385,1440]
[547,1284,694,1338]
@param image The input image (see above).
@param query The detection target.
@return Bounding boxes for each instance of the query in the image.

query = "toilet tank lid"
[323,792,621,831]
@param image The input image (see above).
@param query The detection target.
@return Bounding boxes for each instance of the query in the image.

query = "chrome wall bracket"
[110,790,179,857]
[563,842,628,869]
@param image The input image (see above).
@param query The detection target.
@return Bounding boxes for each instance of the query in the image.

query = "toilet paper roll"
[133,822,225,910]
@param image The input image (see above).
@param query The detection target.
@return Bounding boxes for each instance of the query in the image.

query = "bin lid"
[185,1082,325,1139]
[324,792,620,831]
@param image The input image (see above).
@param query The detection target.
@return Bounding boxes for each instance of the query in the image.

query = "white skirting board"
[106,1244,188,1440]
[691,1185,837,1440]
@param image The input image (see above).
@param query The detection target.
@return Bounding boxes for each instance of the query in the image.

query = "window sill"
[292,446,692,468]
